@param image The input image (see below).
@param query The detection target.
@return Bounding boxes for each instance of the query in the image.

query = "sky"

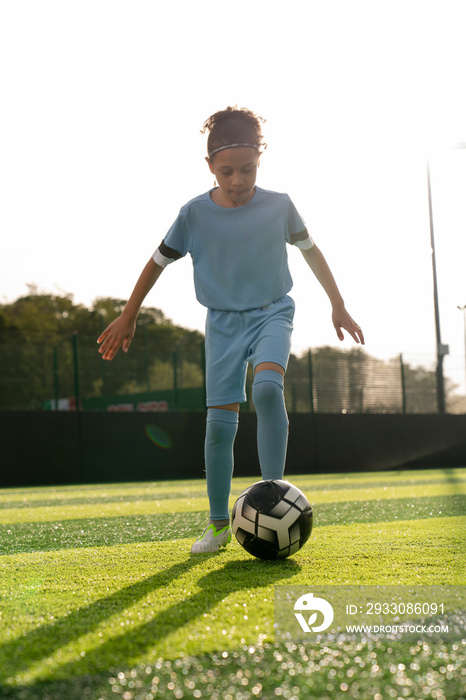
[1,0,466,392]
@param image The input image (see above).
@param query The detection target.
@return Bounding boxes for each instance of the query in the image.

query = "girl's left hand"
[332,304,365,345]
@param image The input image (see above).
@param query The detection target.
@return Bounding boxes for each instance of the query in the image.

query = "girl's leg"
[204,404,239,523]
[191,403,239,554]
[193,308,246,553]
[252,362,288,480]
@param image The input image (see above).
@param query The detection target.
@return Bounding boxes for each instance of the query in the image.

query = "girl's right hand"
[97,314,136,361]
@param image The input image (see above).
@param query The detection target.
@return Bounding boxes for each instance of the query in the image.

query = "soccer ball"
[231,479,313,560]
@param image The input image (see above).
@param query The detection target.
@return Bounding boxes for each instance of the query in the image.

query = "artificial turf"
[0,468,465,699]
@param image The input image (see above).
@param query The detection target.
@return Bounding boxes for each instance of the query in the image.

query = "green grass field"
[0,468,465,700]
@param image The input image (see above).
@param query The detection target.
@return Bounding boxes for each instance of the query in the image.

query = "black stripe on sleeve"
[290,229,309,244]
[159,240,183,260]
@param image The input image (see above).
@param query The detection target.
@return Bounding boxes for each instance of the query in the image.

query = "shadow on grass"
[0,511,207,555]
[2,494,465,555]
[0,552,207,684]
[441,467,466,487]
[0,552,300,686]
[3,471,465,511]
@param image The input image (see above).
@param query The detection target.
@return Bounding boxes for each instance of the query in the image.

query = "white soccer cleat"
[190,523,232,554]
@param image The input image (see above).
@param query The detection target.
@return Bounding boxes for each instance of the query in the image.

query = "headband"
[208,142,260,158]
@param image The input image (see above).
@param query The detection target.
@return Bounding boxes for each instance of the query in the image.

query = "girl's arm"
[97,258,164,360]
[301,244,365,345]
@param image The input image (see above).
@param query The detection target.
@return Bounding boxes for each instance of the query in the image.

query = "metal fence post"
[72,332,83,481]
[98,314,108,396]
[173,351,179,410]
[72,332,80,411]
[143,324,150,391]
[53,345,59,410]
[308,349,315,413]
[400,353,407,414]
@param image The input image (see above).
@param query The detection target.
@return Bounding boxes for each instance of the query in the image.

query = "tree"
[0,291,462,413]
[0,292,203,409]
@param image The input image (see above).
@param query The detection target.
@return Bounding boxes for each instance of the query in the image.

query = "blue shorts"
[205,295,295,406]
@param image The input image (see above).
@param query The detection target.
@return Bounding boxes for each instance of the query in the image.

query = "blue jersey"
[153,186,313,312]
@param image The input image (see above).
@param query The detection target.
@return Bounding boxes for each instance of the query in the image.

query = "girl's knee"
[252,370,285,412]
[206,408,239,445]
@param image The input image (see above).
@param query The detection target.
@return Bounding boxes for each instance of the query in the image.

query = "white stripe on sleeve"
[293,236,315,250]
[152,249,175,267]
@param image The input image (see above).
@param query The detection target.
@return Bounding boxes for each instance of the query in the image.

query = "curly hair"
[202,106,267,158]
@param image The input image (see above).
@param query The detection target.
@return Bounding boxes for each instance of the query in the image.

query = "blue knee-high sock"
[252,370,288,480]
[204,408,239,520]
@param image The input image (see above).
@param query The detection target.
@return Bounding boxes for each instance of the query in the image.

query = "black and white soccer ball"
[231,479,313,560]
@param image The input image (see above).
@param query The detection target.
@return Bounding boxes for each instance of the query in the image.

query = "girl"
[97,106,364,554]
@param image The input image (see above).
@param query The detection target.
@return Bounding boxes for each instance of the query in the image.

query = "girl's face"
[207,147,259,208]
